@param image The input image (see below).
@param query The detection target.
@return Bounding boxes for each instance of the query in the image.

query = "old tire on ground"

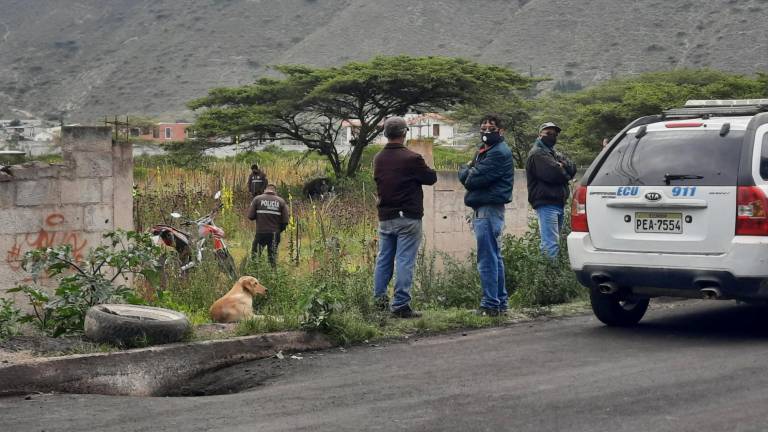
[590,288,650,327]
[85,304,190,346]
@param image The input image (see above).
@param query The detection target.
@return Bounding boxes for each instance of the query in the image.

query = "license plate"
[634,212,683,234]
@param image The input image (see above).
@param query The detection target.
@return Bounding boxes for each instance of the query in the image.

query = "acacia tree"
[542,69,768,165]
[450,96,535,168]
[189,55,533,177]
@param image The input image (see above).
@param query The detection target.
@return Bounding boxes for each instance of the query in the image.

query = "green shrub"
[325,310,379,344]
[298,282,343,331]
[233,243,380,343]
[0,298,23,340]
[154,259,232,315]
[503,217,584,308]
[9,230,164,336]
[413,215,584,311]
[413,250,481,309]
[236,313,298,335]
[295,245,376,335]
[152,290,212,326]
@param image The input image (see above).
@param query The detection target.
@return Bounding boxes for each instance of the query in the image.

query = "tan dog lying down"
[210,276,267,323]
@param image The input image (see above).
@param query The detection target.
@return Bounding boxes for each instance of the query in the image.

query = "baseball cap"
[538,122,562,133]
[383,116,409,138]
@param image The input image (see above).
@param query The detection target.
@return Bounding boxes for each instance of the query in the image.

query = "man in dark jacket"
[525,122,577,259]
[247,184,289,267]
[459,114,514,317]
[247,164,268,198]
[373,116,437,318]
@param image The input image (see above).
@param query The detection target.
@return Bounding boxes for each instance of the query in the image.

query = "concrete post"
[407,139,435,254]
[0,126,134,300]
[111,138,134,231]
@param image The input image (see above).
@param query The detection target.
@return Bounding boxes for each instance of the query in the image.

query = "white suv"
[568,99,768,326]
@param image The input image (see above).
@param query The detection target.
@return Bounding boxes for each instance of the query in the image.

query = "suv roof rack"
[663,99,768,119]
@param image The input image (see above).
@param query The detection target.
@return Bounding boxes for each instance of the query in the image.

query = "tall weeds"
[504,216,584,307]
[136,149,584,343]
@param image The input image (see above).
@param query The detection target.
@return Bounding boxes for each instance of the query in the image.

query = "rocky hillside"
[0,0,766,122]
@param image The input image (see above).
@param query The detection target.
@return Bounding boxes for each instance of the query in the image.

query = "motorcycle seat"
[150,224,192,241]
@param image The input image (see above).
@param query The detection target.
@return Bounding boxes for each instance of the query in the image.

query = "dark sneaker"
[474,307,500,317]
[391,305,422,319]
[374,296,390,312]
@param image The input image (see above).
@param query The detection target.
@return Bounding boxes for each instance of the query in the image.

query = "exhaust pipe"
[700,287,722,300]
[598,281,619,295]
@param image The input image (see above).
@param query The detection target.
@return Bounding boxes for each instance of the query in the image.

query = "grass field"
[133,143,583,344]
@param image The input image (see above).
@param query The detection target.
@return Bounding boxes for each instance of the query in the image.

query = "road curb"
[0,331,335,397]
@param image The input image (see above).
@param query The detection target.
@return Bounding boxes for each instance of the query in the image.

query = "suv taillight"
[571,185,588,232]
[736,186,768,235]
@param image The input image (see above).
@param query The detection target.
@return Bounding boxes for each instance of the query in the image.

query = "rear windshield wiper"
[664,173,704,185]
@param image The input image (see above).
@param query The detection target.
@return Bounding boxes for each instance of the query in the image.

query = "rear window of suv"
[592,130,745,186]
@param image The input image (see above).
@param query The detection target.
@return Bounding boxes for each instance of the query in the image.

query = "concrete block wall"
[427,170,531,261]
[0,127,133,301]
[408,142,533,263]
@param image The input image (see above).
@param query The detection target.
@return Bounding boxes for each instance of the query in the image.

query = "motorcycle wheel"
[215,249,238,281]
[158,254,185,288]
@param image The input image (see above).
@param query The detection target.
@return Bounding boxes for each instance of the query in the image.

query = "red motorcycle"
[150,191,238,280]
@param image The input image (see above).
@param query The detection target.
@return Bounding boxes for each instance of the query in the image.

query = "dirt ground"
[0,323,241,366]
[0,335,101,363]
[0,348,32,364]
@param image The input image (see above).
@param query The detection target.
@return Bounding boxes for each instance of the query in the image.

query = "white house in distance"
[0,119,44,140]
[404,113,455,143]
[340,112,458,147]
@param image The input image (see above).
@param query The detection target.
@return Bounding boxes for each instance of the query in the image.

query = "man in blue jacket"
[459,114,514,317]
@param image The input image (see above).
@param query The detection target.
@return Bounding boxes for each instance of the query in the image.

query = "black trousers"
[252,232,280,267]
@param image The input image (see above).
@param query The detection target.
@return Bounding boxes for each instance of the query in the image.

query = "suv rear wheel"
[590,288,650,326]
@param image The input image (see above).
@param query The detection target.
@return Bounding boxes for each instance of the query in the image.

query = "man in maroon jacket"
[373,116,437,318]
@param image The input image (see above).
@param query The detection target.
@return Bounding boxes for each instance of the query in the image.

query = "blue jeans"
[373,217,422,311]
[536,204,564,259]
[472,205,507,310]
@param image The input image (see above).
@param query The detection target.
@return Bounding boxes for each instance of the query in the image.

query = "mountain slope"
[0,0,766,122]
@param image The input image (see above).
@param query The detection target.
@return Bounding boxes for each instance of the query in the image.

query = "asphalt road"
[4,300,768,432]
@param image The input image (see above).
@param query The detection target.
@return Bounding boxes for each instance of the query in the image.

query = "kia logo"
[645,192,662,201]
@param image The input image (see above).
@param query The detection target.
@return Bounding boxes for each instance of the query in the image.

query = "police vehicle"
[568,99,768,325]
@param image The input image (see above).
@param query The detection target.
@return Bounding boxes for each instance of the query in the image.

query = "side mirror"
[170,212,182,219]
[214,190,222,200]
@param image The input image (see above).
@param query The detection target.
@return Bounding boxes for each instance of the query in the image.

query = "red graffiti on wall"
[5,213,89,272]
